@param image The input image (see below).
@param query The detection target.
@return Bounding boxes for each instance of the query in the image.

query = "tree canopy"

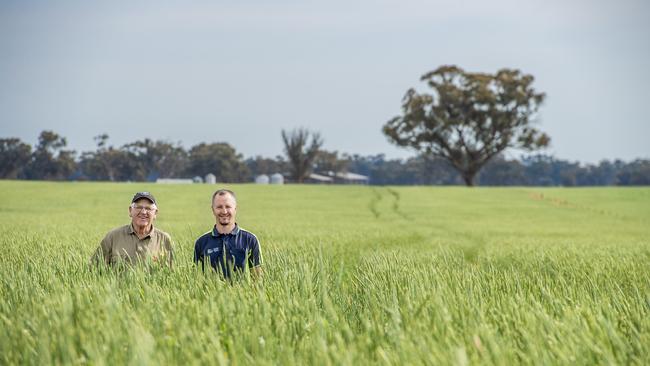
[186,142,249,182]
[281,128,323,183]
[0,138,32,179]
[79,134,143,181]
[2,130,649,186]
[23,131,76,180]
[383,65,550,186]
[123,139,188,180]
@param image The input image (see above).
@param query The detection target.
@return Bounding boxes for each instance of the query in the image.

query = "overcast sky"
[1,0,648,164]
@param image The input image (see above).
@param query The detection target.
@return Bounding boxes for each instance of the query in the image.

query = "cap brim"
[132,196,156,204]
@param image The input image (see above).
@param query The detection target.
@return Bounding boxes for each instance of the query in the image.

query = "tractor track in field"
[368,188,382,218]
[386,188,412,220]
[368,187,411,220]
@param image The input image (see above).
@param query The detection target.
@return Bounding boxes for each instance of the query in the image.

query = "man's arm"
[248,237,263,279]
[90,235,111,266]
[194,238,204,272]
[162,233,174,269]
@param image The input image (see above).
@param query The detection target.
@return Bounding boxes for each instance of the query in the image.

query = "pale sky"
[1,0,648,163]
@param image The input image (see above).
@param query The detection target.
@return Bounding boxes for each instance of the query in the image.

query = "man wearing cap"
[91,192,174,267]
[194,189,262,279]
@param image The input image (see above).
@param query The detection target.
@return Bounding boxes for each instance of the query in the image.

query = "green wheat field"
[1,181,649,365]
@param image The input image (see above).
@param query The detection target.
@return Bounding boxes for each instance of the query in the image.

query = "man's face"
[212,193,237,226]
[129,198,158,228]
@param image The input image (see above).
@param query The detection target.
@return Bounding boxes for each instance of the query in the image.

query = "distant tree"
[79,134,143,181]
[79,134,108,180]
[585,160,624,186]
[24,131,76,180]
[344,154,463,185]
[383,65,550,186]
[617,159,650,185]
[479,156,527,185]
[561,165,581,186]
[0,138,32,179]
[368,157,415,185]
[281,128,323,183]
[123,139,188,181]
[313,150,349,174]
[409,154,460,185]
[521,155,556,186]
[345,154,378,178]
[245,155,287,179]
[186,142,249,182]
[344,154,412,185]
[344,154,416,185]
[521,154,609,186]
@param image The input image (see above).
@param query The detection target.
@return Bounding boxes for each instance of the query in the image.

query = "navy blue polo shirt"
[194,224,262,278]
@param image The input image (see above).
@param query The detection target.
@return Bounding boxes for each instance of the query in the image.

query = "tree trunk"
[462,172,476,187]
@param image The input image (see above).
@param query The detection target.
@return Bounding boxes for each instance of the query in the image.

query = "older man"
[91,192,174,267]
[194,189,262,279]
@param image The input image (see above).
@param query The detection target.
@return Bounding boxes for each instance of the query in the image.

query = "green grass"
[1,181,649,365]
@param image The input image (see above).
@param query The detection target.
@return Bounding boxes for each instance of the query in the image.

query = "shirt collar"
[128,223,154,238]
[212,224,240,237]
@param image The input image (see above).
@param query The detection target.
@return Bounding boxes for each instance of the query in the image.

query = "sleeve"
[248,236,262,268]
[194,238,203,269]
[163,233,174,267]
[90,234,111,266]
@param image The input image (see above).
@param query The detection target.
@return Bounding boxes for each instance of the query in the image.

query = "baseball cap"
[132,192,157,205]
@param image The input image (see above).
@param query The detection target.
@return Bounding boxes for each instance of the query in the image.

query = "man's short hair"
[212,189,236,206]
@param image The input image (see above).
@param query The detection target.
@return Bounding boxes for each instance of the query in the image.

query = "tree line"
[1,130,649,185]
[2,65,648,185]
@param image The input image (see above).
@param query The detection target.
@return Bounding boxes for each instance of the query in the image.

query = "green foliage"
[617,159,650,185]
[23,131,76,180]
[123,138,189,180]
[79,135,143,181]
[245,155,287,179]
[0,138,32,178]
[313,149,349,174]
[1,182,648,364]
[384,65,550,186]
[3,131,648,185]
[186,142,250,182]
[80,136,190,181]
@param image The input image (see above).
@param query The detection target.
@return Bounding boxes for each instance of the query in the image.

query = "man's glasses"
[132,205,157,213]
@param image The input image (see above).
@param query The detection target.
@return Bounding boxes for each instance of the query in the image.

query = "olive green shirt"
[91,224,174,267]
